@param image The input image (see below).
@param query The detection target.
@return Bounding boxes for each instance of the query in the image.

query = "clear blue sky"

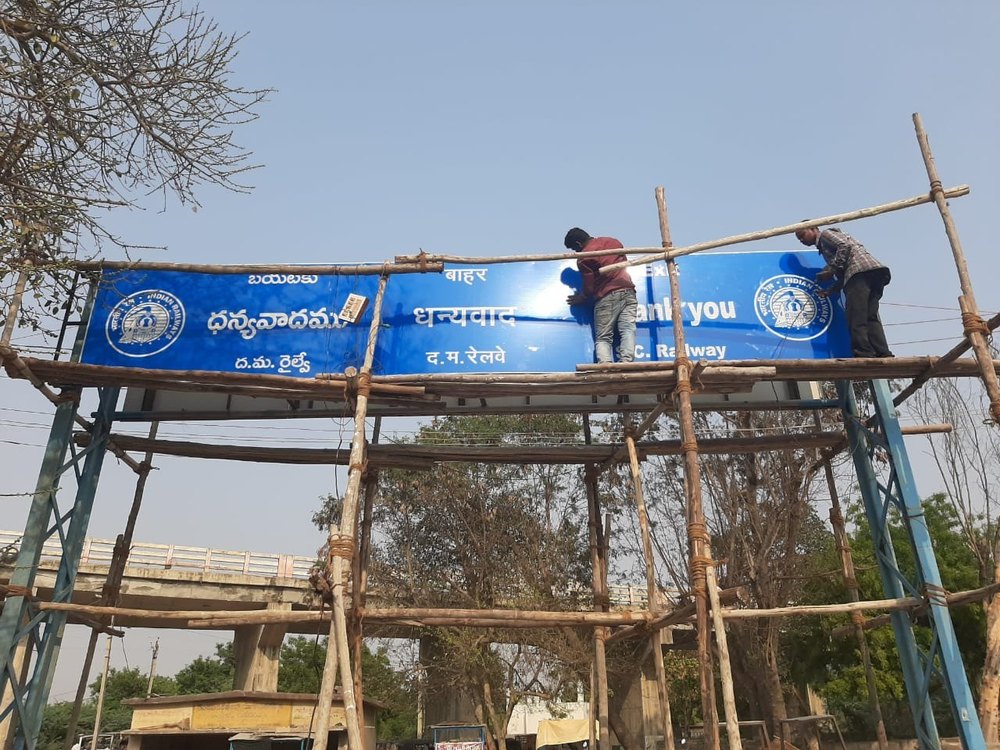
[2,0,999,700]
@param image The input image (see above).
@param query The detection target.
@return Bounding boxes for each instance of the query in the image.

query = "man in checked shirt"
[795,225,894,358]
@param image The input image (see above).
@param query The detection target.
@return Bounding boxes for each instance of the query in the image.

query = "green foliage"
[174,641,235,694]
[275,636,418,740]
[785,492,987,738]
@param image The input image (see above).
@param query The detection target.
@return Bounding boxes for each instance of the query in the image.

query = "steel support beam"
[0,386,119,750]
[840,379,985,750]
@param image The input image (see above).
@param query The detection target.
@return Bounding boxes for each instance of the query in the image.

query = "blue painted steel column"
[0,386,119,750]
[0,391,80,741]
[840,379,986,750]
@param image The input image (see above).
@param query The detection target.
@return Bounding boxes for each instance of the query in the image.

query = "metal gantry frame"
[840,378,985,750]
[0,385,118,750]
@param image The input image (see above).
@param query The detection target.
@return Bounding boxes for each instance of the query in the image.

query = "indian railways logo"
[105,289,186,357]
[753,274,833,341]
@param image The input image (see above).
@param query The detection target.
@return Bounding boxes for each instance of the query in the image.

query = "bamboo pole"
[605,587,746,646]
[624,429,676,750]
[705,562,742,750]
[912,114,1000,425]
[78,430,848,468]
[1,264,30,346]
[655,186,720,749]
[893,310,1000,408]
[34,585,1000,628]
[390,187,967,269]
[602,185,970,275]
[584,463,612,750]
[351,419,380,733]
[72,260,443,275]
[63,423,159,748]
[312,276,388,750]
[815,412,889,750]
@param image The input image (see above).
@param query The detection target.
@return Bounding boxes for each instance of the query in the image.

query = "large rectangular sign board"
[80,251,851,376]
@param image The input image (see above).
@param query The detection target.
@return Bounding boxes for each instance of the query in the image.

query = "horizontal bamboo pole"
[892,309,1000,408]
[600,185,971,274]
[606,587,747,644]
[391,186,968,269]
[71,260,443,276]
[77,430,847,468]
[0,344,144,474]
[35,583,996,630]
[831,582,1000,638]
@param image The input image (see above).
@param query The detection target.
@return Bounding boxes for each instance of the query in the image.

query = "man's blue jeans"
[593,288,637,363]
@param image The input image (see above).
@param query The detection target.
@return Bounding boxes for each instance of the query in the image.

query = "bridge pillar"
[233,603,291,692]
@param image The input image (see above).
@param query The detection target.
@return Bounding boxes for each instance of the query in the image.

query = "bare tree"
[643,409,829,731]
[910,378,1000,739]
[0,0,267,329]
[369,415,592,750]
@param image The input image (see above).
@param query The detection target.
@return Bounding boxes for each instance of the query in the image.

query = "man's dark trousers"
[843,268,892,358]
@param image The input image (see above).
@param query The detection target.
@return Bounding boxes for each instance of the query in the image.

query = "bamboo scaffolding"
[832,583,1000,639]
[583,418,612,750]
[912,114,1000,426]
[391,187,967,269]
[624,425,675,750]
[655,187,721,750]
[311,276,388,750]
[33,584,1000,630]
[705,562,742,750]
[600,185,970,275]
[0,343,144,474]
[71,260,444,275]
[892,310,1000,408]
[350,418,381,732]
[605,587,746,646]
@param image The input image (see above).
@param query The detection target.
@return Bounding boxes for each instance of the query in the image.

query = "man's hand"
[815,269,834,282]
[567,293,587,306]
[816,289,830,298]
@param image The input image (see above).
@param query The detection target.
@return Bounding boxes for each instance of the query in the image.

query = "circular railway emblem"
[105,289,186,357]
[753,274,832,341]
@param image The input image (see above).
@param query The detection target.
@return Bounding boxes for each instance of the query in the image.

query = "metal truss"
[840,379,985,750]
[0,386,118,750]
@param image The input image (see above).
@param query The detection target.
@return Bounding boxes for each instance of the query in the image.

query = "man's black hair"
[564,227,591,250]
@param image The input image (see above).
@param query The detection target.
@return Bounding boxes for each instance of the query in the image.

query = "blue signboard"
[80,270,381,377]
[80,251,852,377]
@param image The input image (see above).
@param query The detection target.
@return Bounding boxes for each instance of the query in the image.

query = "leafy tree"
[275,635,418,740]
[0,0,267,331]
[175,641,235,694]
[85,666,178,733]
[787,493,986,738]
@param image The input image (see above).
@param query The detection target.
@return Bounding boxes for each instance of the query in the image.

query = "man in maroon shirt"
[564,227,637,363]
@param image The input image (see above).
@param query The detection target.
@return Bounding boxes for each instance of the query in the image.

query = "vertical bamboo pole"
[705,562,742,750]
[655,186,720,749]
[912,113,1000,425]
[583,460,612,750]
[624,429,676,750]
[313,276,388,750]
[351,418,380,734]
[1,264,30,346]
[813,414,888,750]
[64,422,159,750]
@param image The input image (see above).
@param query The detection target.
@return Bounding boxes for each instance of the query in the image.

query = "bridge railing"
[0,529,316,581]
[1,530,660,607]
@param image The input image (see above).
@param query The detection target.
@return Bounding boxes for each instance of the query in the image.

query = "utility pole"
[146,639,160,698]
